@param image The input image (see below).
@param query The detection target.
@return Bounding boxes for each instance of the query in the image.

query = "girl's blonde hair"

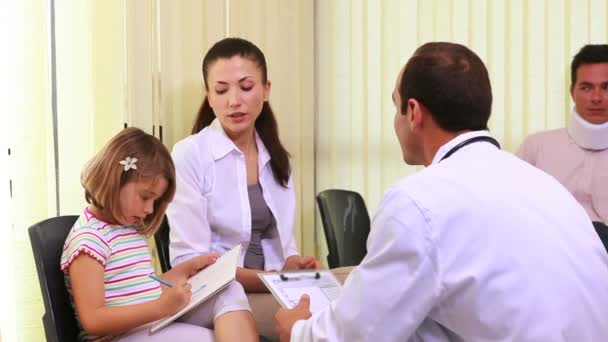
[81,127,176,236]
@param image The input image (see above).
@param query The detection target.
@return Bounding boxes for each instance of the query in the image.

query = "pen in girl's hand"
[148,273,173,287]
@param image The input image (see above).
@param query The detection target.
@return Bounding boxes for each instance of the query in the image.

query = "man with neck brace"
[517,44,608,244]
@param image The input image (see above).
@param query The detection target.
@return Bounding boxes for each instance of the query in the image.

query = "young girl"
[60,127,258,342]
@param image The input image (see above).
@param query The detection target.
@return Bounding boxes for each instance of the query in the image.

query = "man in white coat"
[274,42,608,341]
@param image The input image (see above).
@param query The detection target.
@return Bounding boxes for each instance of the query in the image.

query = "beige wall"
[5,0,607,340]
[4,1,54,341]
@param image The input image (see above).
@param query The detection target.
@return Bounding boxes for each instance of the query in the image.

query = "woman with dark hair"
[167,37,320,292]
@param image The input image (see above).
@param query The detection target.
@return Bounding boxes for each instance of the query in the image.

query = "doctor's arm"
[278,189,442,342]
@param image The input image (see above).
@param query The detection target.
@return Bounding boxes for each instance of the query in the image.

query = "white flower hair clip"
[119,156,138,172]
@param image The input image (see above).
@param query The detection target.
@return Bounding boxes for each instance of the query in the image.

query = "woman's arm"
[282,255,323,270]
[69,255,191,336]
[236,255,323,293]
[167,139,214,265]
[274,174,322,270]
[236,267,269,293]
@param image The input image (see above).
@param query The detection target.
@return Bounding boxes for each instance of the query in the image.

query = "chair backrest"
[316,189,371,268]
[154,215,172,272]
[593,221,608,253]
[28,215,80,342]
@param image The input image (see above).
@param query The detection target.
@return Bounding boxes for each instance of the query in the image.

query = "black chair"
[593,221,608,253]
[154,215,172,272]
[316,189,371,268]
[28,215,80,342]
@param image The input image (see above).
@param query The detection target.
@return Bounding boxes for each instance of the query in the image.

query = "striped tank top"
[60,208,161,341]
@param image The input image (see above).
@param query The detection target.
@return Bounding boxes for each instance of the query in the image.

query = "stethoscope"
[439,136,501,162]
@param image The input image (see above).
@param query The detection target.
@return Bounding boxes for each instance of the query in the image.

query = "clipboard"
[258,270,342,313]
[149,244,242,334]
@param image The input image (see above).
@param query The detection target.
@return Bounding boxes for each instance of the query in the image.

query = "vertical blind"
[5,0,607,340]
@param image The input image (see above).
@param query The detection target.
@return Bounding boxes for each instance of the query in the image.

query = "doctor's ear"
[407,99,424,129]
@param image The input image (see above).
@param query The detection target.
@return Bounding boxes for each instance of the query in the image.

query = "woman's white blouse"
[167,119,299,270]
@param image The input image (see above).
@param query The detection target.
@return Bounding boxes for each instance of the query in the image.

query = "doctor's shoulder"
[379,173,432,205]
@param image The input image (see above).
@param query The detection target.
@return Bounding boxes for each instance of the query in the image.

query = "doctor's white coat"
[292,131,608,342]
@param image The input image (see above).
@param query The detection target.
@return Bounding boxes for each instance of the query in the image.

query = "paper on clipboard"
[149,244,242,334]
[258,270,342,313]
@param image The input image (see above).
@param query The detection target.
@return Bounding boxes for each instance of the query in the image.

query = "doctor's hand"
[283,255,323,270]
[275,294,312,342]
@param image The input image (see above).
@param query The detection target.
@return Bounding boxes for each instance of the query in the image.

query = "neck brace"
[567,108,608,150]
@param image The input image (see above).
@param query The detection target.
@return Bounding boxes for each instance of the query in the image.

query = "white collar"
[207,119,271,166]
[431,130,494,165]
[567,108,608,150]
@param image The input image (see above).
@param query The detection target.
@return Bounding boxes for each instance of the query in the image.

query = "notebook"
[258,270,342,313]
[149,244,242,334]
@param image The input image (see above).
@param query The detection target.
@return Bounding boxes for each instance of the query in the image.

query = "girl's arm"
[69,254,191,336]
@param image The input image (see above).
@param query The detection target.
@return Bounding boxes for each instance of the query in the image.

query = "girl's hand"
[187,253,220,276]
[163,253,220,285]
[158,280,192,316]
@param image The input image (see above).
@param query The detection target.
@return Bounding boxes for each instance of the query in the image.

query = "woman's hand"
[282,255,322,270]
[158,279,192,317]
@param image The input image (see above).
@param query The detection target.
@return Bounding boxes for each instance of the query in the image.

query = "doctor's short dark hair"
[571,44,608,88]
[399,42,492,132]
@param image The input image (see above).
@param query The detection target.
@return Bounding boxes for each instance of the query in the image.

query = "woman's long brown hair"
[192,37,290,188]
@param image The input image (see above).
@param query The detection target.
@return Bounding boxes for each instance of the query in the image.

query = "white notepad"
[149,244,242,334]
[258,270,342,313]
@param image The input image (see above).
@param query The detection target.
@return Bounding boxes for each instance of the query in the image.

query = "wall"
[4,0,607,340]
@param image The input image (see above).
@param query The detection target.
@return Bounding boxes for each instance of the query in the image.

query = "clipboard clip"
[280,272,321,281]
